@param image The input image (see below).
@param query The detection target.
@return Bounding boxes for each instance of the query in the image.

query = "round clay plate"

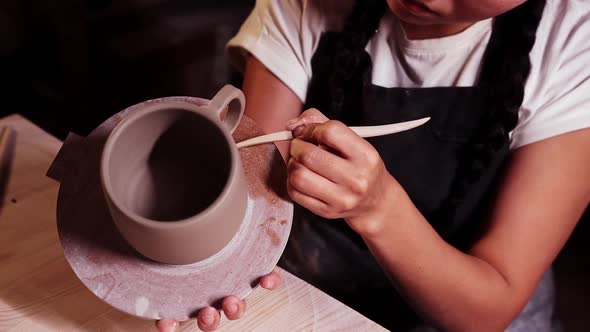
[52,98,293,320]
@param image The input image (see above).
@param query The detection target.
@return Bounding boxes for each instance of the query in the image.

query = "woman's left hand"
[286,109,400,236]
[155,269,282,332]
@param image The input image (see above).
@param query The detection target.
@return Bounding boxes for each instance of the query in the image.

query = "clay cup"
[100,85,248,265]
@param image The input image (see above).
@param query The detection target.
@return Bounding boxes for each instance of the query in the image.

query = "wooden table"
[0,115,387,332]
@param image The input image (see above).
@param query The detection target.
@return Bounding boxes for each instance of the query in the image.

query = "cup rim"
[100,99,241,229]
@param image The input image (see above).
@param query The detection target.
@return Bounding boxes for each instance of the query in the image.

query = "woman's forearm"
[357,177,522,332]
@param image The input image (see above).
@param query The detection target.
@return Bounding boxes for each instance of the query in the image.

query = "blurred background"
[0,0,252,138]
[0,1,587,330]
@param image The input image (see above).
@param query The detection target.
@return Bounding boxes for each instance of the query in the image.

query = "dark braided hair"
[324,0,547,236]
[324,0,386,120]
[465,0,547,179]
[438,0,547,233]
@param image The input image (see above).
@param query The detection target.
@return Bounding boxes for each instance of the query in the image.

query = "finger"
[260,268,282,290]
[222,296,246,320]
[295,121,371,160]
[287,178,336,219]
[287,158,345,205]
[286,108,329,130]
[197,307,221,332]
[155,319,179,332]
[290,138,354,185]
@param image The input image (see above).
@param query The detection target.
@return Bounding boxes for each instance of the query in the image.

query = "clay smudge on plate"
[260,217,280,247]
[234,116,289,206]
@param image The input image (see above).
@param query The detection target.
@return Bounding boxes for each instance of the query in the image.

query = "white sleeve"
[226,0,323,102]
[510,0,590,149]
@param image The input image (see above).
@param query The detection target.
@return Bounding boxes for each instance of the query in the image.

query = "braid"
[325,0,386,121]
[439,0,547,233]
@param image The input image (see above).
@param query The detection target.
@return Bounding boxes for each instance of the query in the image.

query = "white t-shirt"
[227,0,590,149]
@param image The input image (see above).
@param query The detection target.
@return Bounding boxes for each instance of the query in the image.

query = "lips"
[400,0,435,15]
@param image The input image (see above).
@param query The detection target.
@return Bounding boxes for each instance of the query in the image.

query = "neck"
[401,21,476,39]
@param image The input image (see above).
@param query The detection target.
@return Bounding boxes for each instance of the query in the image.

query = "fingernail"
[227,303,238,314]
[292,125,305,138]
[285,119,297,129]
[264,279,275,289]
[202,310,214,326]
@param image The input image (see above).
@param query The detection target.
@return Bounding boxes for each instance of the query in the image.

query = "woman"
[159,0,590,330]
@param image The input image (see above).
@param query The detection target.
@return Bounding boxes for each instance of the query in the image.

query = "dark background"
[0,1,587,330]
[0,0,253,138]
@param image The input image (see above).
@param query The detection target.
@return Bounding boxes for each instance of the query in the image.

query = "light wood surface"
[0,114,388,332]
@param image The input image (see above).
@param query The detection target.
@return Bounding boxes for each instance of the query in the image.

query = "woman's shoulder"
[227,0,358,102]
[512,0,590,149]
[527,0,590,102]
[533,0,590,61]
[251,0,355,32]
[542,0,590,34]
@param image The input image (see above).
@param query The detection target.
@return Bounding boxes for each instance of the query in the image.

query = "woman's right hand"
[155,268,282,332]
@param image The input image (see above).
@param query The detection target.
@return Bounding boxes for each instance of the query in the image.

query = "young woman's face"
[387,0,527,25]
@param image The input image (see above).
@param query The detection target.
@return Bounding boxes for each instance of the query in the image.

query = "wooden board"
[0,114,387,332]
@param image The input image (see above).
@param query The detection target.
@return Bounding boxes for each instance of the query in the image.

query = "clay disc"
[51,100,293,320]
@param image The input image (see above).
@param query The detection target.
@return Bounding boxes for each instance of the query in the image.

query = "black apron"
[278,15,555,332]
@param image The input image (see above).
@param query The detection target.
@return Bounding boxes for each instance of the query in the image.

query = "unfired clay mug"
[100,85,248,265]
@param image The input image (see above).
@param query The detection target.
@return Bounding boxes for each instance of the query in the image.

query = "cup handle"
[208,84,246,134]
